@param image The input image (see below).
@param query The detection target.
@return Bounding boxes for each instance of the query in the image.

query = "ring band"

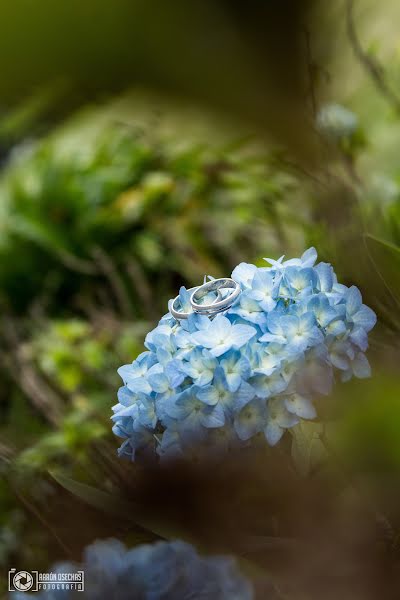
[170,287,223,320]
[190,278,241,315]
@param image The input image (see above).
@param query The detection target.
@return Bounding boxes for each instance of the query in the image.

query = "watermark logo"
[9,570,36,592]
[9,568,84,593]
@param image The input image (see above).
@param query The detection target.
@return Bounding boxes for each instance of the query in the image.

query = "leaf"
[364,233,400,302]
[7,214,97,274]
[50,471,138,518]
[50,471,188,542]
[291,421,327,476]
[365,234,400,259]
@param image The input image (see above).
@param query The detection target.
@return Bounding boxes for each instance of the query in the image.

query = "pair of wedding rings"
[170,278,241,320]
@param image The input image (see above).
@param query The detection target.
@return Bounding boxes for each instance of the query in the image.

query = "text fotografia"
[9,569,84,593]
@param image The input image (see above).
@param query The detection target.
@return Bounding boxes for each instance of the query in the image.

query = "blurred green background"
[1,0,400,595]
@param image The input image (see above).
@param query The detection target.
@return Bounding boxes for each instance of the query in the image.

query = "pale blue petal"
[233,381,256,412]
[264,422,284,446]
[346,286,362,316]
[231,262,257,287]
[352,305,377,332]
[315,262,334,292]
[201,403,226,428]
[301,247,318,267]
[230,324,257,348]
[350,327,368,351]
[284,395,316,419]
[352,353,371,378]
[197,385,219,406]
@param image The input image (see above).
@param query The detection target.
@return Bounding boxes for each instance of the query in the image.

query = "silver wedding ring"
[190,278,241,316]
[170,286,223,320]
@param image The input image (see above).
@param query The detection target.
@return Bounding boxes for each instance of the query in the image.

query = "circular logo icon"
[13,571,34,592]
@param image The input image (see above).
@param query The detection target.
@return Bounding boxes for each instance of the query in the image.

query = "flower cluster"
[14,539,253,600]
[113,248,376,461]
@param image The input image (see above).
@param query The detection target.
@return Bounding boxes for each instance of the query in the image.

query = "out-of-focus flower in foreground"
[14,538,253,600]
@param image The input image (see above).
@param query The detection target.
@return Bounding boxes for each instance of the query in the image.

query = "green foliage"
[0,93,308,319]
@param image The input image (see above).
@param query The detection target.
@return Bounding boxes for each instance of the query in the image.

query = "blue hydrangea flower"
[191,315,256,357]
[113,248,376,461]
[14,538,253,600]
